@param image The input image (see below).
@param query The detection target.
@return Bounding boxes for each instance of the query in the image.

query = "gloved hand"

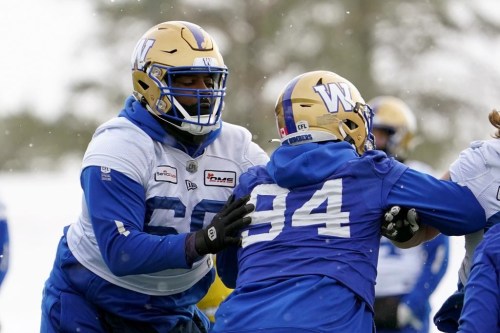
[381,206,419,242]
[194,195,254,255]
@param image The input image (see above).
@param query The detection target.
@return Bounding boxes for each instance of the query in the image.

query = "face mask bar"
[354,102,375,151]
[148,64,228,127]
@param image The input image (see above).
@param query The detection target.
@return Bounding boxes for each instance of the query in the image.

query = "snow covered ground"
[0,165,465,333]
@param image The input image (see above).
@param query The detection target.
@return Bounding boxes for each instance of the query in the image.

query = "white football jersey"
[449,139,500,284]
[67,117,269,295]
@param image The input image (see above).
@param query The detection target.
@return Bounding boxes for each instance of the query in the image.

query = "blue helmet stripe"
[182,22,206,49]
[282,76,301,134]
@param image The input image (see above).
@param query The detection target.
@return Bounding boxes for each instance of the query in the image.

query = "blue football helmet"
[274,70,374,154]
[131,21,228,135]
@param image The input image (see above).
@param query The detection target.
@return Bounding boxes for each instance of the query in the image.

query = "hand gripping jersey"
[214,142,484,333]
[375,160,449,333]
[43,96,269,329]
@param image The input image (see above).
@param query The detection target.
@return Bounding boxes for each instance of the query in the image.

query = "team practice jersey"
[47,96,269,328]
[214,142,485,333]
[449,139,500,285]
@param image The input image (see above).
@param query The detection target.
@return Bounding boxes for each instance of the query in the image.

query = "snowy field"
[0,165,465,333]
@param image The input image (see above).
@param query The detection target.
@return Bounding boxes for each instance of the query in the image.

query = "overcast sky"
[0,0,95,119]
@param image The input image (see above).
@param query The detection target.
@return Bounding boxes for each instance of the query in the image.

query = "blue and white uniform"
[213,142,485,333]
[40,96,269,332]
[435,139,500,332]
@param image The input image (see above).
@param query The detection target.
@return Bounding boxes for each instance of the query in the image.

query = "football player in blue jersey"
[40,21,269,333]
[212,70,485,333]
[0,195,8,333]
[370,96,449,333]
[0,196,8,289]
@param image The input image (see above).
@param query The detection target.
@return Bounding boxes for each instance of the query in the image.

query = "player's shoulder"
[83,117,155,178]
[219,122,253,143]
[88,117,153,153]
[451,139,500,181]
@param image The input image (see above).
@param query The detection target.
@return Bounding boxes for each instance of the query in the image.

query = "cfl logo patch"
[296,120,309,131]
[207,226,217,241]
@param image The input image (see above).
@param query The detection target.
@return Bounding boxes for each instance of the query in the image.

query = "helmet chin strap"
[171,98,220,135]
[180,116,221,135]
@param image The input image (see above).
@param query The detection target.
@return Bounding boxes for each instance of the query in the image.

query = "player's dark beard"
[155,99,214,150]
[183,97,212,116]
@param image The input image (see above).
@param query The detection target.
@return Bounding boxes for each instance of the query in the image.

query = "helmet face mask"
[274,70,374,155]
[131,21,229,136]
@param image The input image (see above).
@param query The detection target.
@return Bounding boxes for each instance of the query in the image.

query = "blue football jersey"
[214,142,485,333]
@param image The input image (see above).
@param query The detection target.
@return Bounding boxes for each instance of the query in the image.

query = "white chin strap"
[180,116,221,135]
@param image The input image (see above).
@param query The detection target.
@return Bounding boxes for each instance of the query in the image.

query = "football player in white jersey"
[434,109,500,333]
[40,21,269,333]
[370,96,449,333]
[386,109,500,332]
[457,116,500,333]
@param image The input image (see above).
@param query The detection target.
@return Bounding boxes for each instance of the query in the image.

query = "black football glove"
[381,206,420,242]
[194,195,254,255]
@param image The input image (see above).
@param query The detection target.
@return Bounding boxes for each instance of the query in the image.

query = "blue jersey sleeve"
[387,168,486,235]
[0,217,8,286]
[81,166,190,276]
[458,225,500,333]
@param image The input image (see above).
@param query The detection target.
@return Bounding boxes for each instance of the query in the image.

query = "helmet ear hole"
[138,80,149,90]
[345,119,357,130]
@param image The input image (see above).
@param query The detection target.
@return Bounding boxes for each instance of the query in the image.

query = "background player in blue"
[370,96,449,333]
[0,195,8,289]
[40,21,269,333]
[0,194,9,333]
[212,70,485,333]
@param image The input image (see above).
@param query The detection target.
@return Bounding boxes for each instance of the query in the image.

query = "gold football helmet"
[275,70,374,155]
[368,96,416,158]
[131,21,228,135]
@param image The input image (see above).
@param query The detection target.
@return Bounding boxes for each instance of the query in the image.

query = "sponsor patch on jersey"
[155,165,177,183]
[204,170,236,188]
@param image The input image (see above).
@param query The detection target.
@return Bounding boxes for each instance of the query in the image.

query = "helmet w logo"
[131,38,155,70]
[313,82,354,114]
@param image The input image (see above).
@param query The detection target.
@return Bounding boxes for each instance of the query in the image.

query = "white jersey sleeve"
[449,139,500,284]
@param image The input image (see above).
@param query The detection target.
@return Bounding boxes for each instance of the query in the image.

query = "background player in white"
[370,96,449,333]
[212,70,485,333]
[40,21,269,333]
